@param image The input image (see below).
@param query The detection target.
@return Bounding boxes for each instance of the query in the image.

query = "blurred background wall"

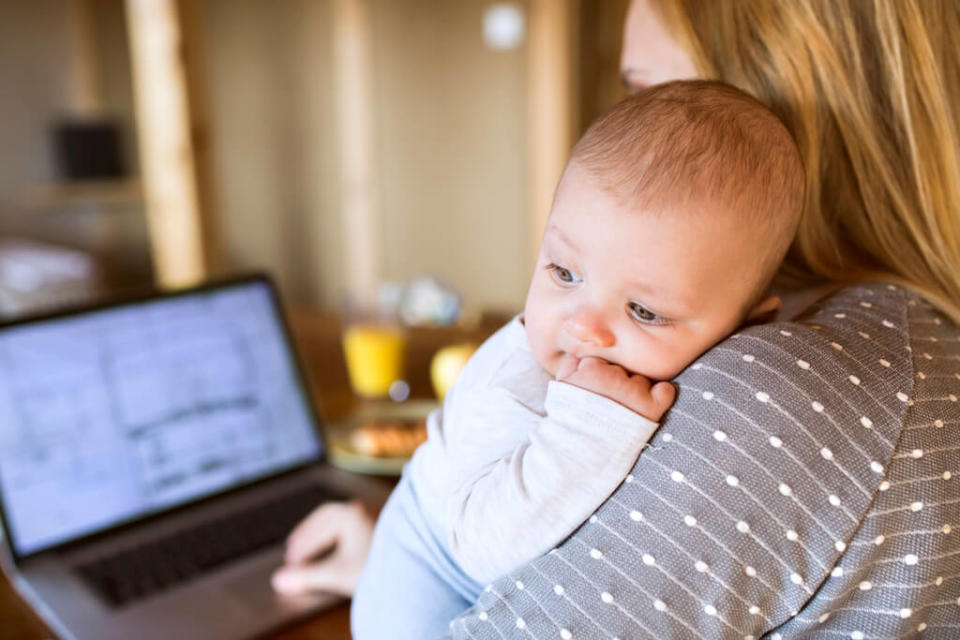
[0,0,628,317]
[371,0,528,313]
[0,0,149,305]
[0,3,75,199]
[200,0,342,307]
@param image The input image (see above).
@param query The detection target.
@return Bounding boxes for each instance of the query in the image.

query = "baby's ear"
[743,295,782,327]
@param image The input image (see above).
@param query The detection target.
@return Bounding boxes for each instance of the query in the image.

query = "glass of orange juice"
[342,320,407,399]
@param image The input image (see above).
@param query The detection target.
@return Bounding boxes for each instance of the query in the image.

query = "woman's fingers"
[273,500,375,597]
[271,557,356,597]
[284,503,342,564]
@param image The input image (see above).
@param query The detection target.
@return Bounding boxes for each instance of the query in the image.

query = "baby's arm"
[444,361,675,584]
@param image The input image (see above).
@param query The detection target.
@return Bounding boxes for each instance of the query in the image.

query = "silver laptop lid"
[0,275,324,560]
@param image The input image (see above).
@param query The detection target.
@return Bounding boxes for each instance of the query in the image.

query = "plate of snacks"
[325,399,438,475]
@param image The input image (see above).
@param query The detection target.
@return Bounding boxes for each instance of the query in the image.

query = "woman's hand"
[270,500,375,597]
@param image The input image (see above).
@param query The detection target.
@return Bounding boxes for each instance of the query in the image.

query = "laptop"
[0,274,390,640]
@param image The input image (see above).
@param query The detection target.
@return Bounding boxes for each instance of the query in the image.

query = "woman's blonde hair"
[652,0,960,324]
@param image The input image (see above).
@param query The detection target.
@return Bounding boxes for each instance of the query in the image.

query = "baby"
[351,80,805,639]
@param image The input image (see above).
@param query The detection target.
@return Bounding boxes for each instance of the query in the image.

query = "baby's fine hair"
[571,80,805,292]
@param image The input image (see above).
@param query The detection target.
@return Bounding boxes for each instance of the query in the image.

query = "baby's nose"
[567,309,615,348]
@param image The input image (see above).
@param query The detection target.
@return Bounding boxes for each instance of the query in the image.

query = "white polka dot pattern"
[446,283,960,639]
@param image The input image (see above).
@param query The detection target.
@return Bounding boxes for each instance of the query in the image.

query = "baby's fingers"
[555,354,581,380]
[648,381,677,418]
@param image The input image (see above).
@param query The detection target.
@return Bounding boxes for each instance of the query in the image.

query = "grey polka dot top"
[445,282,960,639]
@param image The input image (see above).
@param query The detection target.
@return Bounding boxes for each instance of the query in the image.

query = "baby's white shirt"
[408,316,659,583]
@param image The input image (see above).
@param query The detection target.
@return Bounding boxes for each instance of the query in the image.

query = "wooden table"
[0,307,506,640]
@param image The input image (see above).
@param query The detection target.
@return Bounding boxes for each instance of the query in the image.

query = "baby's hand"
[556,355,676,422]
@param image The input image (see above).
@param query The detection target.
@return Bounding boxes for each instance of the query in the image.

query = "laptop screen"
[0,278,323,557]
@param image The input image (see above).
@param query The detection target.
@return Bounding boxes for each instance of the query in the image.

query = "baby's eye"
[546,263,581,286]
[627,301,666,325]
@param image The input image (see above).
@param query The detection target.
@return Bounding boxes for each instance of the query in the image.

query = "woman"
[273,1,960,636]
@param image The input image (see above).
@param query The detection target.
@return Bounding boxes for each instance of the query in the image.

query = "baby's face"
[524,162,772,381]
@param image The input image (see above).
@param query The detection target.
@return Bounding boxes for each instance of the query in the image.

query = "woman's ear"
[743,295,782,327]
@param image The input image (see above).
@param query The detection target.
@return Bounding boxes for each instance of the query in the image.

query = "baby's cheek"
[643,360,684,382]
[626,341,691,381]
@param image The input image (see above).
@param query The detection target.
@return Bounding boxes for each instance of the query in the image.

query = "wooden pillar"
[526,0,577,267]
[125,0,206,288]
[65,0,100,118]
[176,0,222,275]
[333,0,381,306]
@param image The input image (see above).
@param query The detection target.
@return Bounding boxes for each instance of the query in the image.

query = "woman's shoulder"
[678,281,917,416]
[665,279,915,527]
[671,281,926,490]
[685,280,957,424]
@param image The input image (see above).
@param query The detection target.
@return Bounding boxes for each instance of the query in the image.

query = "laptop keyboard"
[74,484,343,608]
